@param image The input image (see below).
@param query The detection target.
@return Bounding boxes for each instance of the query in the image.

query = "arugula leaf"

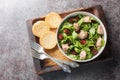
[72,31,78,39]
[67,45,74,54]
[101,38,105,46]
[83,47,90,52]
[78,14,84,19]
[78,18,84,26]
[66,36,73,43]
[87,53,93,59]
[62,33,67,37]
[86,40,95,47]
[60,38,67,44]
[89,27,95,35]
[64,22,72,27]
[68,54,79,60]
[74,47,81,53]
[74,41,83,48]
[61,22,74,31]
[92,23,99,29]
[91,17,97,21]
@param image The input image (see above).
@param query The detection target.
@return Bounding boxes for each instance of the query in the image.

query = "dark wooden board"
[26,5,113,75]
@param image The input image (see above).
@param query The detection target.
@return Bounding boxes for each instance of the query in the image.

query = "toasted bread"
[32,21,50,37]
[40,31,57,49]
[45,12,62,28]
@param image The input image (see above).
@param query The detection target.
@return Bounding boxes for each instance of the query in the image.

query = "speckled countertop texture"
[0,0,120,80]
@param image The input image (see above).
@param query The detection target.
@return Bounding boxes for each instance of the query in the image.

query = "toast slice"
[45,12,62,28]
[32,21,50,37]
[40,31,57,49]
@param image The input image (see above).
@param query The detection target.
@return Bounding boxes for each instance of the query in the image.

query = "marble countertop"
[0,0,120,80]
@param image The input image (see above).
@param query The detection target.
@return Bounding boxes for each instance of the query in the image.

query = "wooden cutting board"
[26,5,112,75]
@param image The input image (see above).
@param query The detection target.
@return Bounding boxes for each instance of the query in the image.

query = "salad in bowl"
[57,12,107,62]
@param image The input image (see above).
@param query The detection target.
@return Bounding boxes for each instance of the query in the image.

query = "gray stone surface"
[0,0,120,80]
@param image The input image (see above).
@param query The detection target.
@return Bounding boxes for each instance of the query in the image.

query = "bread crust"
[40,31,57,49]
[32,21,50,37]
[45,12,62,28]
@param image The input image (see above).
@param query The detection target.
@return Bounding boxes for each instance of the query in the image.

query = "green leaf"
[92,23,99,29]
[64,22,72,27]
[69,45,74,50]
[87,53,93,59]
[60,38,67,44]
[78,18,84,26]
[93,33,100,40]
[62,33,67,37]
[86,40,95,47]
[83,47,90,52]
[66,36,73,43]
[74,47,81,53]
[91,17,96,21]
[67,45,74,54]
[89,27,95,35]
[68,54,79,60]
[101,38,105,46]
[74,41,83,48]
[60,22,74,32]
[78,14,84,19]
[72,31,78,39]
[81,24,90,31]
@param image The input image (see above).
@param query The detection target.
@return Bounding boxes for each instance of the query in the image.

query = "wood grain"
[26,5,113,75]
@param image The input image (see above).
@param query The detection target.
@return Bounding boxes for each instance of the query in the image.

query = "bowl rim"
[56,11,107,62]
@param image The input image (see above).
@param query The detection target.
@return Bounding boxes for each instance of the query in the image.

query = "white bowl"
[56,11,107,62]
